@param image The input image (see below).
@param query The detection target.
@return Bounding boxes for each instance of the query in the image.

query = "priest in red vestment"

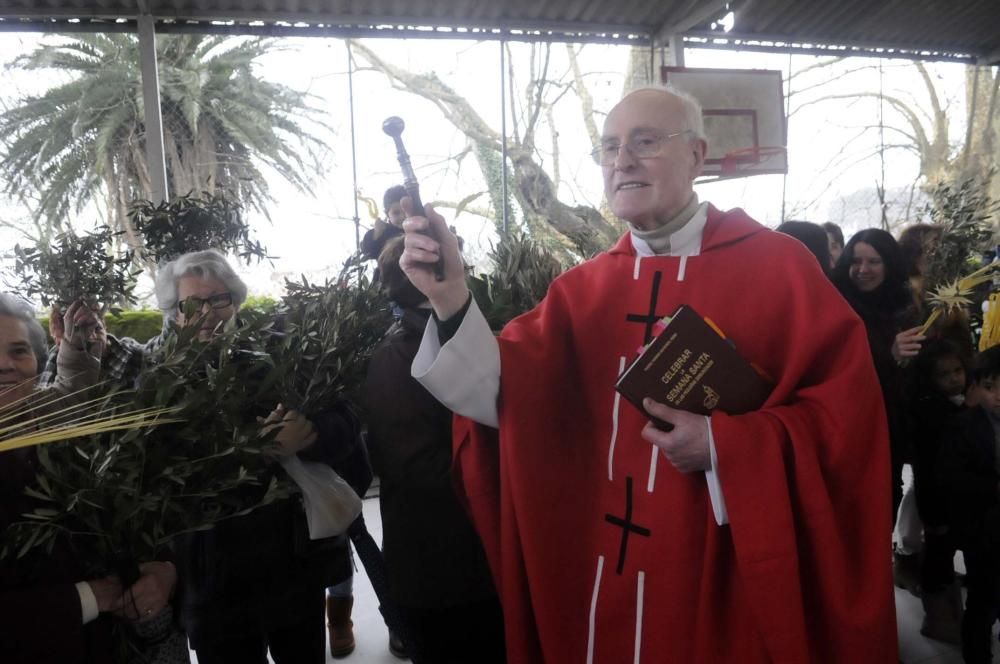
[400,86,896,663]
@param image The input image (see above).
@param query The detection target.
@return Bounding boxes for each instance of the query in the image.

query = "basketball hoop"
[719,146,787,176]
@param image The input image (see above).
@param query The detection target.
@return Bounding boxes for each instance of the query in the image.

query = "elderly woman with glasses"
[154,249,245,341]
[147,250,355,664]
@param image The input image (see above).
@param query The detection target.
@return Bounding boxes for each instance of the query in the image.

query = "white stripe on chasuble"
[634,570,646,664]
[609,355,626,482]
[587,555,606,664]
[633,255,642,280]
[677,255,688,281]
[647,443,658,493]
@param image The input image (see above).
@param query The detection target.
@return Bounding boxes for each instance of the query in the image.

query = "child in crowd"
[940,345,1000,663]
[909,339,968,643]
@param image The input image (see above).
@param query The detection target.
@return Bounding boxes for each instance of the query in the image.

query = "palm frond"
[919,262,1000,334]
[0,406,181,454]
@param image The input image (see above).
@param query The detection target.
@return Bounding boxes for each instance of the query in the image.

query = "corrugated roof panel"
[0,0,995,61]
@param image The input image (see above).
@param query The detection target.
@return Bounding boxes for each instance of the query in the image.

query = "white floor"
[332,495,408,664]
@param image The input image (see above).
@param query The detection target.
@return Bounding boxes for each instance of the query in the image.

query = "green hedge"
[38,310,165,344]
[38,299,279,344]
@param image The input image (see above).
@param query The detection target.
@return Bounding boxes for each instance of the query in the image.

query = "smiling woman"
[0,293,177,664]
[831,228,919,524]
[0,295,46,408]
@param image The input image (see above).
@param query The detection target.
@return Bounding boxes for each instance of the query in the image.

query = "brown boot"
[327,595,356,658]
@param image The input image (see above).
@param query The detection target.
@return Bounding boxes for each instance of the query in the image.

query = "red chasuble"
[452,205,896,663]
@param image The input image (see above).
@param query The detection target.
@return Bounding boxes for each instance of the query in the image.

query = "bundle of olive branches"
[4,269,392,574]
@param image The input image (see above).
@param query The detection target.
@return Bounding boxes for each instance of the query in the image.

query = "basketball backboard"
[661,66,787,179]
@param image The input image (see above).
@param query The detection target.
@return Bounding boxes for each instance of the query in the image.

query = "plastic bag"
[279,455,363,539]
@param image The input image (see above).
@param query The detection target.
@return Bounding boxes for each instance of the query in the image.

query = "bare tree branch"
[568,45,601,149]
[350,43,501,147]
[546,104,560,199]
[429,200,493,220]
[505,43,522,146]
[793,92,932,169]
[522,44,551,151]
[786,57,845,81]
[348,39,619,254]
[788,65,880,98]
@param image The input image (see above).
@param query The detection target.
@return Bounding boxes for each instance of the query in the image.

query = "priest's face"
[848,242,886,292]
[601,90,707,231]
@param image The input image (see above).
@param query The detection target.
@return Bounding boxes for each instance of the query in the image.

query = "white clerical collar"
[630,202,709,258]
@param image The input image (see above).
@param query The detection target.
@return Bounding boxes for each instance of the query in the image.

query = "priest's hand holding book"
[640,398,711,473]
[399,196,470,321]
[615,305,772,474]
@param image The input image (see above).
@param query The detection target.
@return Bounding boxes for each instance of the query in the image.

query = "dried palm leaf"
[0,406,182,453]
[919,262,999,335]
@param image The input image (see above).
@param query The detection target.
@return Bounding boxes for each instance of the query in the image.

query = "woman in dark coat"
[364,238,505,664]
[0,295,169,664]
[832,229,922,522]
[146,251,355,664]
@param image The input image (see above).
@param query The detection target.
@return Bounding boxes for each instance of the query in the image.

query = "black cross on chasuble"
[625,271,666,345]
[604,476,652,575]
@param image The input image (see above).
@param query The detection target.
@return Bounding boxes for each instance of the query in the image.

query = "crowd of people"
[778,212,1000,662]
[2,83,999,664]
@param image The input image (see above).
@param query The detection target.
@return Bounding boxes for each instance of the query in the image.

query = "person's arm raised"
[399,197,470,321]
[401,197,500,428]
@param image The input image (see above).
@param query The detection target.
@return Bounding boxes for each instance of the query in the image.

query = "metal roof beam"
[0,6,645,37]
[0,16,651,45]
[684,30,978,64]
[0,13,651,41]
[979,46,1000,66]
[653,0,729,46]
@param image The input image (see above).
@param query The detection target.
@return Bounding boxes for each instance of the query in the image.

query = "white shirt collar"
[630,202,709,258]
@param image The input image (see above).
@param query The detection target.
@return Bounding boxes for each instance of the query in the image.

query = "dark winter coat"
[0,450,115,664]
[909,394,966,528]
[175,404,357,648]
[364,307,497,609]
[939,406,1000,553]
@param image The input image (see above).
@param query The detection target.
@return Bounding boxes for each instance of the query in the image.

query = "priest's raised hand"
[398,196,469,321]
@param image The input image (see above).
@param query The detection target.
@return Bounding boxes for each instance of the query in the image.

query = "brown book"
[615,305,770,430]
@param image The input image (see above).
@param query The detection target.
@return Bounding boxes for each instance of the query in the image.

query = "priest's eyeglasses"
[177,292,233,313]
[591,130,693,166]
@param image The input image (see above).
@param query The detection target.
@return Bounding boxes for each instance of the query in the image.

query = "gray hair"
[623,84,706,141]
[0,292,48,370]
[154,250,248,319]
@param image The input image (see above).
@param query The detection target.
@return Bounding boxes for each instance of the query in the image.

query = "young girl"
[909,339,968,642]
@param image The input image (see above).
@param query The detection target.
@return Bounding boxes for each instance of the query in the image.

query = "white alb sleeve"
[412,299,500,428]
[704,416,730,526]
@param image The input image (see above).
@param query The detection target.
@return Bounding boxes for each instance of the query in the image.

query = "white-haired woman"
[0,294,179,663]
[42,250,356,663]
[147,250,353,664]
[153,249,248,341]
